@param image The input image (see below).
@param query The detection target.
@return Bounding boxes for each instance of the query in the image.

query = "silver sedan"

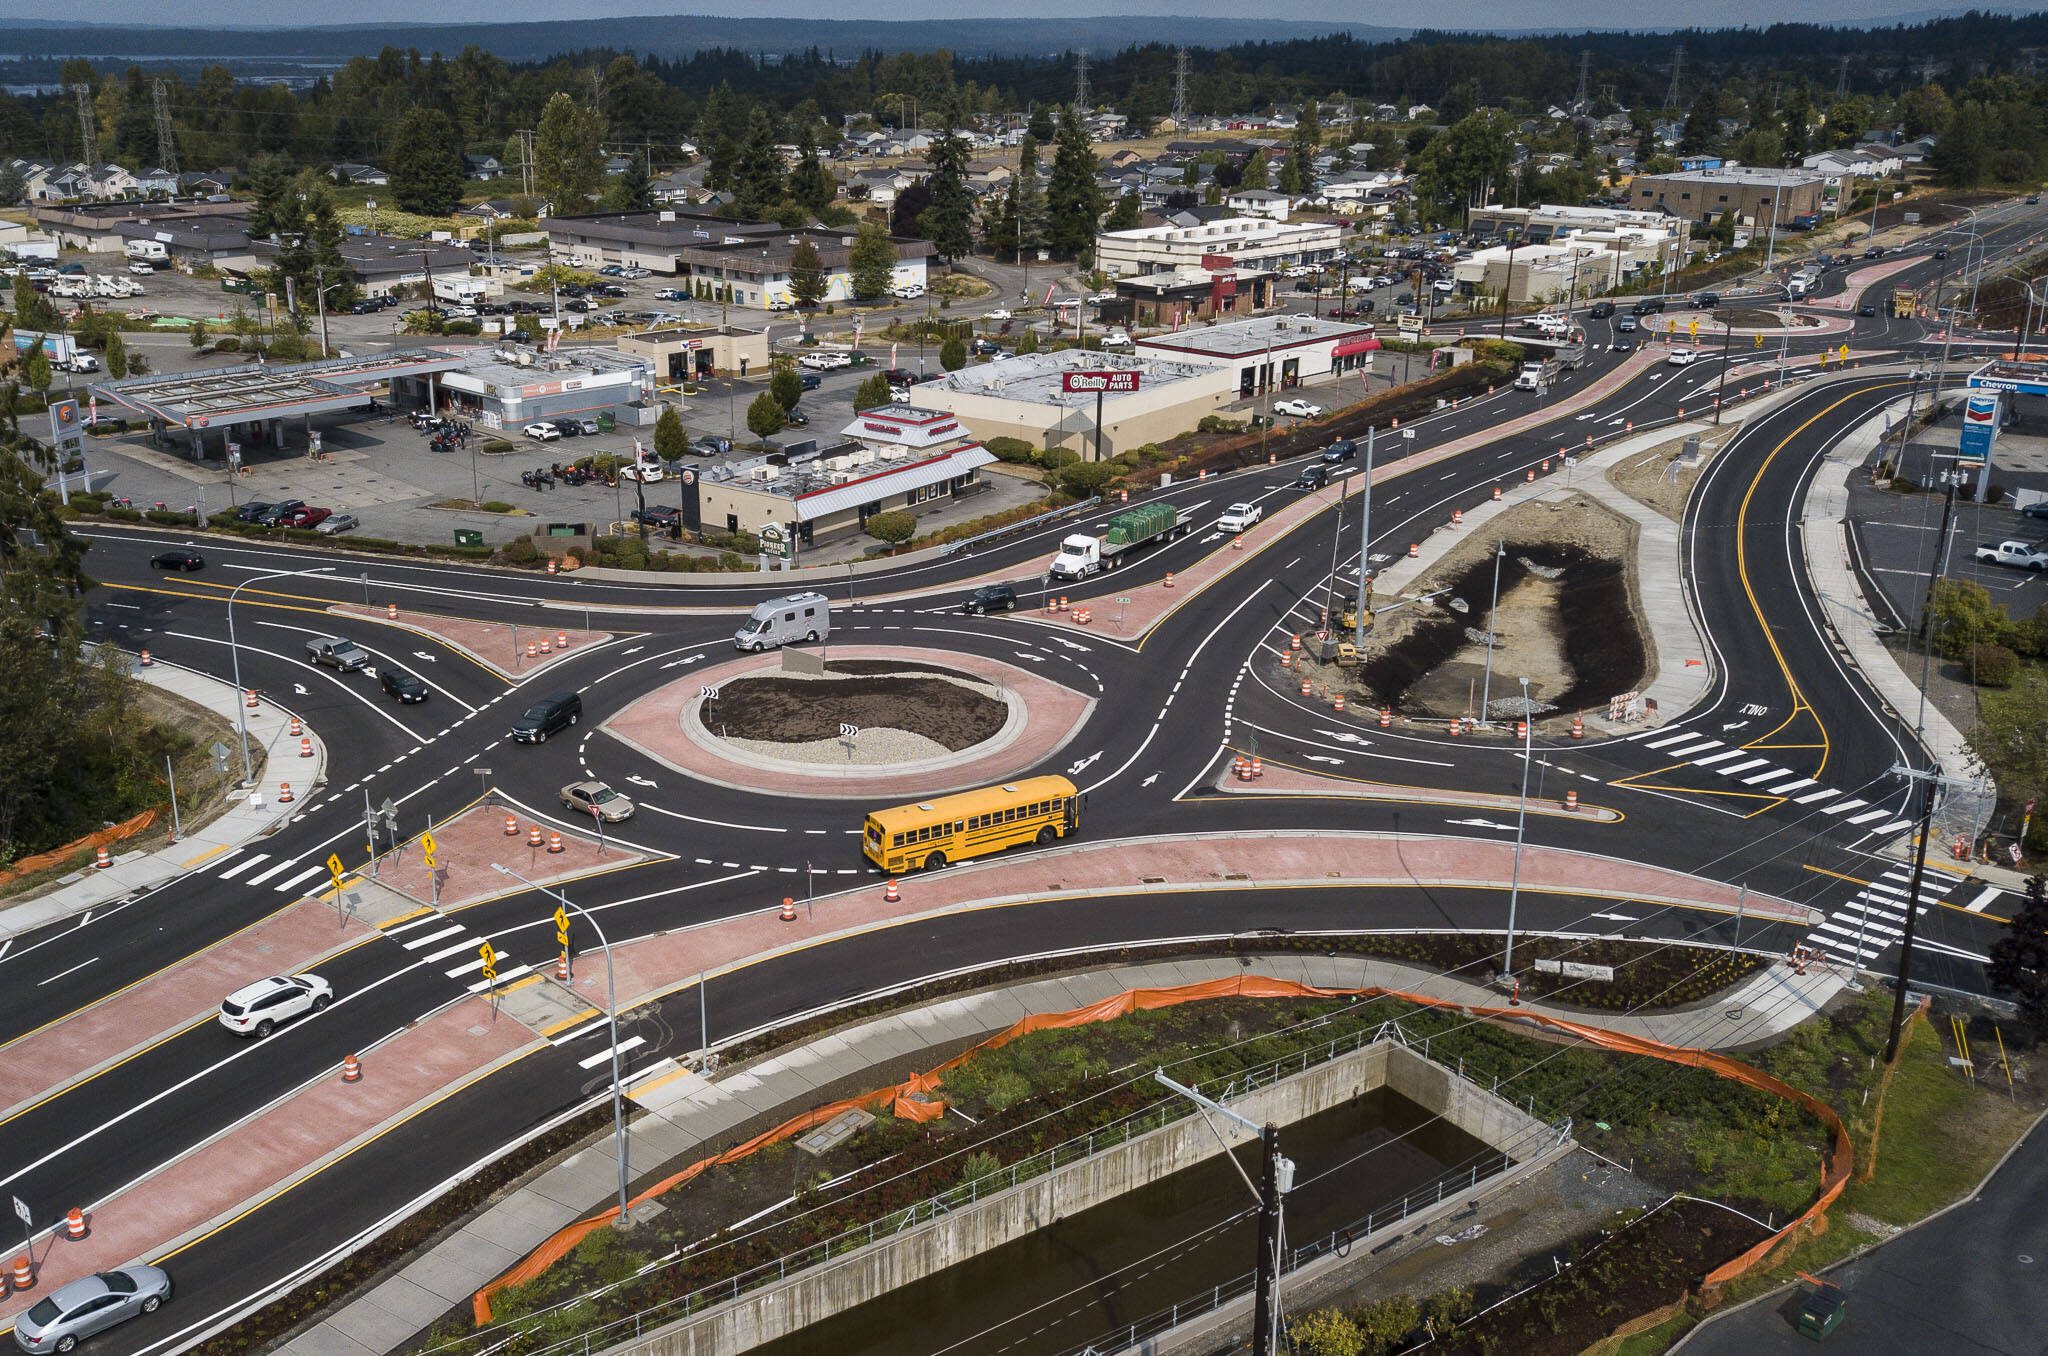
[14,1266,171,1352]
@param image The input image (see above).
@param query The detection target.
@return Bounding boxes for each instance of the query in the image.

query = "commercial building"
[1108,264,1277,327]
[1094,214,1344,280]
[1135,314,1379,397]
[1626,168,1826,229]
[617,324,770,383]
[544,210,934,308]
[913,349,1235,461]
[1467,203,1689,253]
[248,232,477,299]
[678,406,995,548]
[397,345,656,431]
[30,199,246,253]
[1451,242,1622,305]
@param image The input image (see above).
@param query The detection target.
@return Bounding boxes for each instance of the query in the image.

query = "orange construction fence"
[0,807,160,886]
[471,972,1852,1324]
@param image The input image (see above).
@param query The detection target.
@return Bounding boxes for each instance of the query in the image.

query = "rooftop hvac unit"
[752,465,777,481]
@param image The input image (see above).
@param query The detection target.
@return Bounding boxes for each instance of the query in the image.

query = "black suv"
[511,692,582,743]
[963,583,1017,615]
[1630,297,1666,316]
[380,668,428,703]
[1321,440,1358,464]
[1588,301,1615,319]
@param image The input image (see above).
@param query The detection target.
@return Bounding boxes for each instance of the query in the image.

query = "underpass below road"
[747,1086,1486,1356]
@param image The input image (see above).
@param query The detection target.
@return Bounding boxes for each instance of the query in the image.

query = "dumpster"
[1796,1278,1845,1340]
[454,529,484,547]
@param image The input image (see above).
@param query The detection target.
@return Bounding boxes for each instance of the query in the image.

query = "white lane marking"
[1714,757,1771,777]
[1793,788,1838,803]
[1821,798,1868,815]
[244,857,301,886]
[1762,777,1817,793]
[37,958,98,986]
[1688,750,1747,767]
[273,865,330,894]
[1643,731,1705,749]
[400,924,465,950]
[215,853,269,880]
[578,1035,645,1068]
[1738,766,1795,785]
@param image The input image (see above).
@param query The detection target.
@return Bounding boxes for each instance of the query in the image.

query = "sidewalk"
[0,655,329,941]
[280,951,1841,1356]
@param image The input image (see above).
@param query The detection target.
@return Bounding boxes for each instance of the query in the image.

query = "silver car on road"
[13,1266,171,1352]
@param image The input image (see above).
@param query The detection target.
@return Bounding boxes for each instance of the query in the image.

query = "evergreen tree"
[940,335,967,370]
[1014,132,1047,261]
[1680,87,1723,155]
[921,131,976,261]
[787,239,827,307]
[1989,876,2048,1038]
[534,92,606,214]
[848,221,897,299]
[0,163,23,207]
[983,182,1019,259]
[770,363,802,412]
[789,129,837,215]
[103,332,123,384]
[604,152,654,212]
[730,107,785,218]
[853,371,891,411]
[746,391,785,438]
[1241,148,1270,190]
[1045,108,1104,262]
[1934,100,1992,188]
[304,186,358,312]
[653,405,687,461]
[389,107,466,217]
[24,349,48,394]
[1027,104,1055,141]
[1104,190,1142,231]
[243,156,296,240]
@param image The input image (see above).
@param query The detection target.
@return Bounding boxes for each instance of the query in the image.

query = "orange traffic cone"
[528,825,543,847]
[139,647,153,666]
[556,954,570,981]
[277,782,293,803]
[10,1256,30,1290]
[386,602,397,619]
[300,737,313,758]
[289,716,303,737]
[547,831,564,854]
[95,847,111,870]
[504,814,519,837]
[884,879,901,901]
[341,1054,362,1082]
[780,897,797,922]
[556,631,568,648]
[63,1209,86,1241]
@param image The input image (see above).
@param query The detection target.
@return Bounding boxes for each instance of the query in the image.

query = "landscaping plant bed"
[705,662,1003,751]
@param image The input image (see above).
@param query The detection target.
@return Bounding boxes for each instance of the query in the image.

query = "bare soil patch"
[710,661,1005,752]
[1608,423,1741,523]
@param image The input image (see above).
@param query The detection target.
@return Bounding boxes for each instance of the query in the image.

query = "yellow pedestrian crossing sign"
[553,905,570,949]
[326,853,345,884]
[479,941,498,982]
[1666,319,1677,333]
[1754,334,1764,347]
[420,830,437,870]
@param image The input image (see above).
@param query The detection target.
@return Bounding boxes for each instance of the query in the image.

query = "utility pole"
[70,83,98,168]
[1835,56,1851,101]
[151,79,178,176]
[517,129,536,200]
[1352,426,1375,649]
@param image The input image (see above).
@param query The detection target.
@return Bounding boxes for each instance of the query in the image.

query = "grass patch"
[431,499,525,515]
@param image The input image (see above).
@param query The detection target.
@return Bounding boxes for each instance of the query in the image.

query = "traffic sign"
[11,1196,28,1227]
[1687,319,1698,336]
[479,941,498,982]
[326,853,345,884]
[554,905,570,949]
[1754,334,1764,348]
[420,830,438,870]
[839,723,860,739]
[1837,343,1850,361]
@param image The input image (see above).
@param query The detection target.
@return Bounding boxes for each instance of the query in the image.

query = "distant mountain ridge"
[0,15,1411,61]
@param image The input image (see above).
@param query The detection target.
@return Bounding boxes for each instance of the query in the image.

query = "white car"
[620,461,664,483]
[798,351,854,370]
[1666,349,1699,366]
[1087,291,1116,305]
[1218,502,1263,532]
[983,308,1012,321]
[765,298,793,312]
[219,973,333,1037]
[891,283,926,299]
[1274,398,1324,418]
[524,422,562,440]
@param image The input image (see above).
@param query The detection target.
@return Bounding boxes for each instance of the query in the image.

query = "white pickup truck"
[1975,539,2048,571]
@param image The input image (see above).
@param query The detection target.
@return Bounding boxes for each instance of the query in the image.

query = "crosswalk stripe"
[1764,777,1817,793]
[1845,809,1892,826]
[1871,820,1918,835]
[1821,915,1902,939]
[274,865,329,894]
[1662,740,1724,758]
[1968,886,2002,913]
[425,939,483,964]
[577,1035,644,1069]
[1690,749,1748,767]
[1883,865,1964,884]
[245,857,300,886]
[1740,767,1798,786]
[468,963,532,992]
[1717,757,1772,776]
[1644,731,1703,749]
[215,853,269,880]
[403,924,464,950]
[1794,788,1838,803]
[1821,798,1868,815]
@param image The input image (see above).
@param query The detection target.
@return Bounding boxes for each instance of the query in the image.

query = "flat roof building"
[414,345,654,431]
[546,210,934,309]
[1094,214,1344,280]
[912,349,1236,461]
[1627,168,1826,229]
[1451,242,1621,305]
[617,324,770,383]
[1136,314,1380,397]
[1108,264,1277,328]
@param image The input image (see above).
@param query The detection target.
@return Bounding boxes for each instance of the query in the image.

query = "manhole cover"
[469,1025,488,1037]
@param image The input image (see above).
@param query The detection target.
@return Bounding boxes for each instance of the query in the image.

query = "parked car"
[11,1265,172,1353]
[632,505,681,532]
[962,583,1018,615]
[798,351,853,370]
[982,308,1012,321]
[1218,502,1263,532]
[692,435,732,456]
[552,419,583,438]
[560,779,635,822]
[619,461,663,482]
[523,422,561,441]
[798,371,821,390]
[255,500,306,527]
[379,668,428,703]
[654,288,685,301]
[1273,398,1323,418]
[219,973,332,1037]
[149,549,204,571]
[511,692,582,743]
[305,636,369,672]
[783,409,809,427]
[232,501,275,524]
[316,513,360,535]
[280,506,330,530]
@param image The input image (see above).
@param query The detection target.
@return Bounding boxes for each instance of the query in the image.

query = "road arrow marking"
[1313,727,1371,746]
[1593,911,1637,922]
[1141,772,1159,787]
[622,646,644,655]
[293,683,308,695]
[412,651,437,662]
[1445,818,1519,831]
[625,775,657,788]
[1067,751,1102,775]
[1013,651,1047,663]
[1302,754,1343,765]
[1721,720,1748,731]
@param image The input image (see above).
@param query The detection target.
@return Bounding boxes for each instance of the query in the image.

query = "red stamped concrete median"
[602,645,1094,800]
[0,994,530,1330]
[375,803,653,911]
[0,897,379,1119]
[330,603,612,680]
[1216,758,1622,821]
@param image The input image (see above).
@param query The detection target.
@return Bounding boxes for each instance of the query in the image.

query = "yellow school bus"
[862,776,1080,873]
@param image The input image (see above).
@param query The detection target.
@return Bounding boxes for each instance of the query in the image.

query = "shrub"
[268,331,307,362]
[1058,461,1116,497]
[1041,447,1080,470]
[1352,1294,1421,1352]
[984,436,1037,464]
[479,500,517,514]
[1198,414,1247,434]
[481,438,515,453]
[1966,641,2020,687]
[866,510,916,545]
[1291,1309,1365,1356]
[443,319,482,336]
[214,337,241,353]
[940,336,967,371]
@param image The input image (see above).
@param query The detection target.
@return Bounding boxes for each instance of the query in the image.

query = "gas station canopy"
[90,347,468,431]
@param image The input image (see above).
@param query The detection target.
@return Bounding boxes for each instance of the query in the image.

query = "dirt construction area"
[706,660,1006,751]
[1307,494,1651,726]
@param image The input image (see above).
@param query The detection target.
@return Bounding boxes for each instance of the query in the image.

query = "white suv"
[220,973,333,1037]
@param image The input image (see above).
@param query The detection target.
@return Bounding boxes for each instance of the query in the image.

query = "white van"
[734,592,830,651]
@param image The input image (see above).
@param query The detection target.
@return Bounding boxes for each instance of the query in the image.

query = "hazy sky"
[17,0,2041,26]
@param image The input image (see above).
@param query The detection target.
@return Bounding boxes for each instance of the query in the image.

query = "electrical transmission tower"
[70,83,98,167]
[1171,48,1191,129]
[1665,44,1684,109]
[1574,50,1591,112]
[1835,56,1850,99]
[152,79,178,175]
[1073,51,1090,113]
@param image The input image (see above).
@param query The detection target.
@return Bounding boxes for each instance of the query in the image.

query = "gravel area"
[1608,424,1742,523]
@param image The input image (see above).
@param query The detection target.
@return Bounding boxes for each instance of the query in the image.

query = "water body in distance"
[751,1086,1488,1356]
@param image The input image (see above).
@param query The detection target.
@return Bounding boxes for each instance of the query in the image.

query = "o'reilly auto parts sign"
[1061,370,1143,394]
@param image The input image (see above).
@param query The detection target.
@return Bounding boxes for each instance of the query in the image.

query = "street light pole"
[493,864,633,1225]
[226,566,333,785]
[1501,676,1534,984]
[1478,540,1505,724]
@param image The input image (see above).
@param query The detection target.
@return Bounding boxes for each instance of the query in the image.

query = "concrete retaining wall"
[603,1038,1558,1356]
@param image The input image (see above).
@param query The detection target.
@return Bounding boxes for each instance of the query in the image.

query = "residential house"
[1850,144,1907,175]
[331,163,390,187]
[1894,137,1937,163]
[458,199,525,223]
[602,155,634,176]
[465,154,504,181]
[1404,104,1434,122]
[1106,148,1144,170]
[133,166,179,196]
[177,170,233,197]
[1225,188,1292,221]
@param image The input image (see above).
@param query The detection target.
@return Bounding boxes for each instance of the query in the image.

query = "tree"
[1014,132,1046,261]
[188,319,207,349]
[865,509,915,546]
[982,182,1019,260]
[787,239,827,307]
[1015,328,1039,355]
[1288,1309,1364,1356]
[102,332,124,384]
[1027,104,1055,141]
[853,371,892,411]
[1989,876,2048,1038]
[940,335,966,370]
[1935,100,1992,188]
[389,107,465,217]
[653,405,687,462]
[603,152,653,212]
[729,107,785,219]
[848,221,897,300]
[23,349,48,394]
[1413,109,1513,226]
[243,156,295,240]
[1680,87,1723,155]
[770,364,802,412]
[534,92,606,214]
[0,162,21,207]
[1104,190,1143,232]
[921,131,976,261]
[891,179,933,239]
[789,129,837,215]
[746,391,785,438]
[1241,148,1270,191]
[1045,108,1104,261]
